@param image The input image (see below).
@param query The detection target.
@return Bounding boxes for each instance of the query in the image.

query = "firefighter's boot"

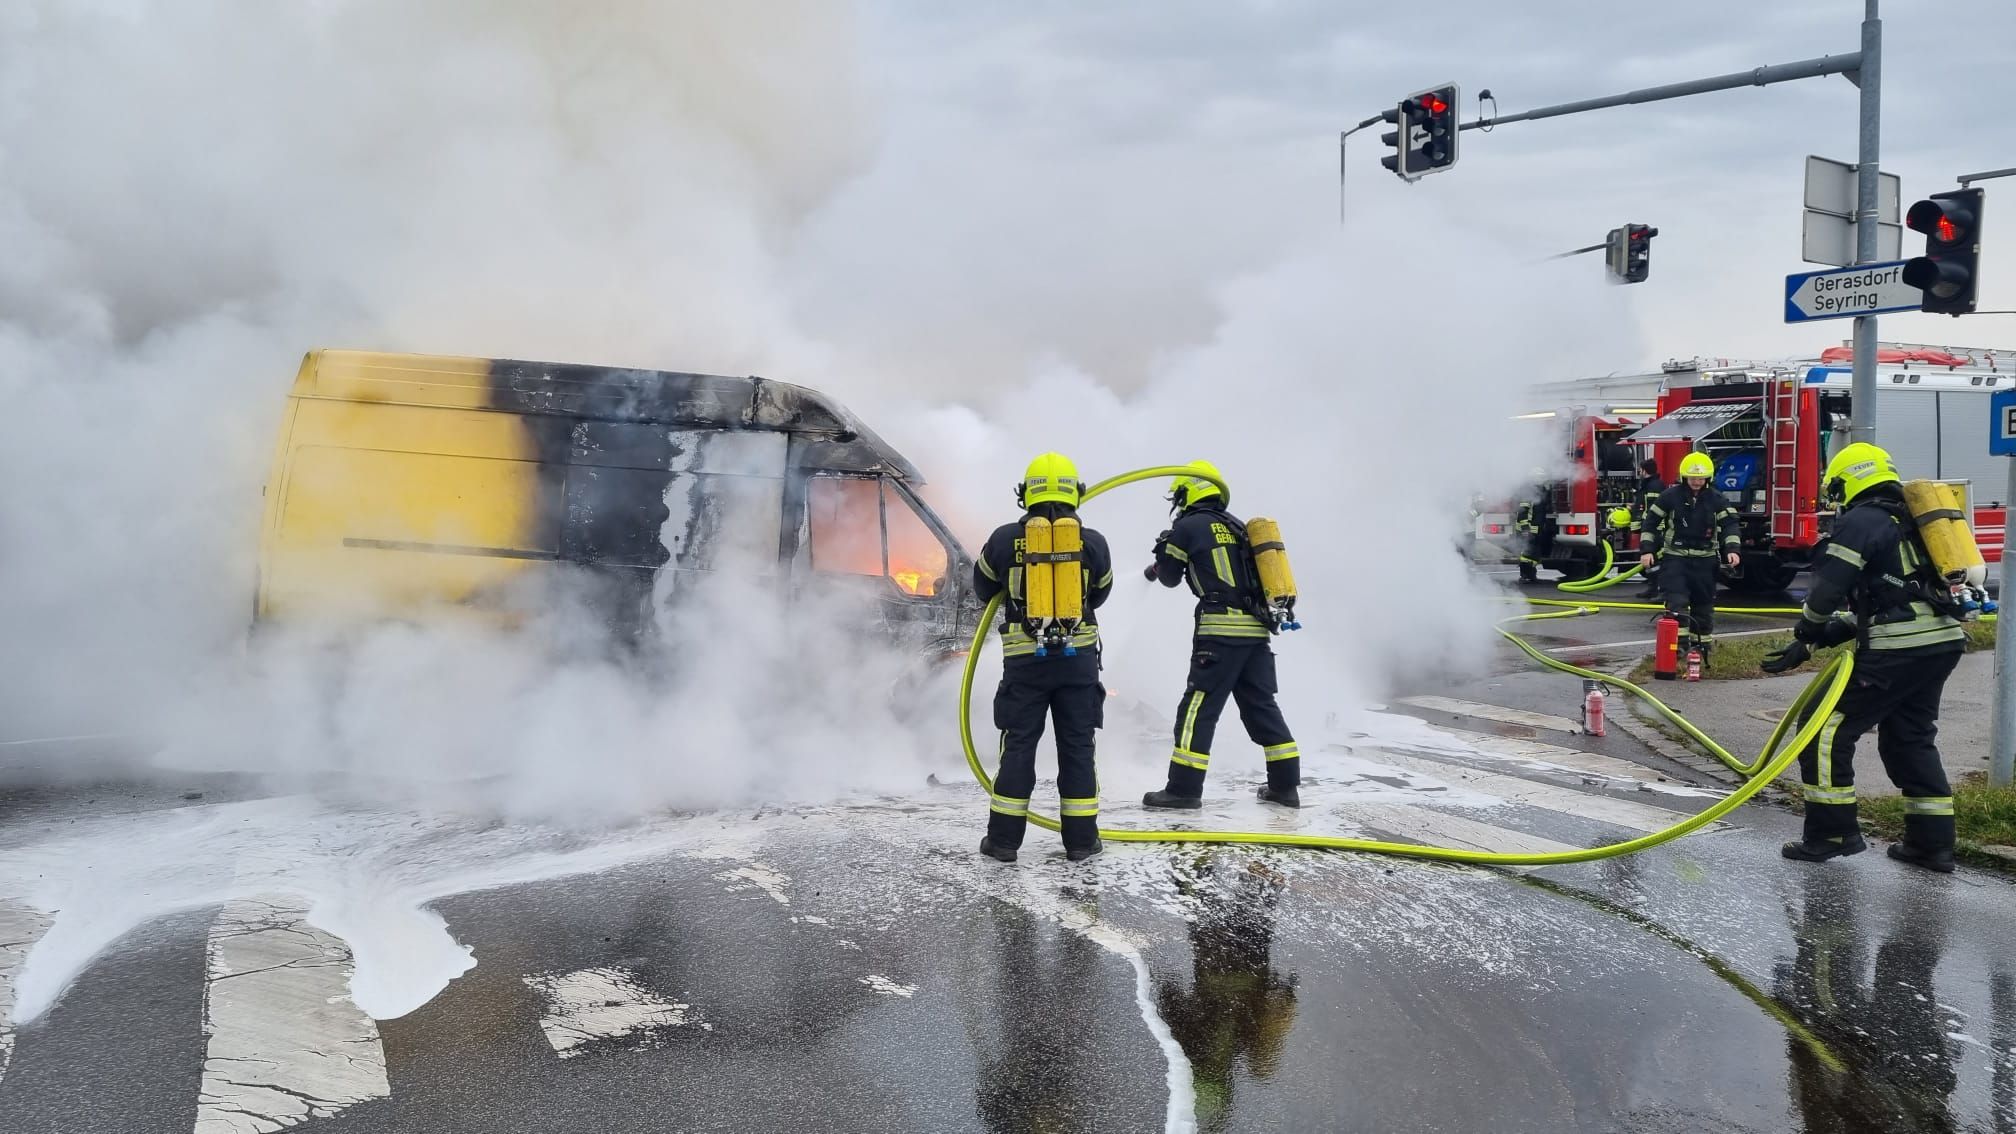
[1780,834,1869,862]
[1066,838,1105,863]
[1142,790,1204,811]
[1886,843,1956,873]
[979,836,1017,864]
[1257,784,1301,809]
[1889,812,1957,873]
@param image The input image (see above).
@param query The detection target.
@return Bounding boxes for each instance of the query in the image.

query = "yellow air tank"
[1051,515,1084,624]
[1023,515,1055,626]
[1900,480,1987,586]
[1246,517,1297,605]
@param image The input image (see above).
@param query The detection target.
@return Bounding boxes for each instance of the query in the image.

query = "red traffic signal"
[1380,83,1460,183]
[1902,188,1983,316]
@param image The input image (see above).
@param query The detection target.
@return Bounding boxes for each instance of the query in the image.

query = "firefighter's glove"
[1759,640,1811,675]
[1792,616,1855,648]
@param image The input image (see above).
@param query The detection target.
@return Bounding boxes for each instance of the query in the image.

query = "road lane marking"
[1396,696,1582,735]
[1352,750,1707,834]
[1422,726,1724,799]
[0,901,54,1085]
[194,897,390,1133]
[523,966,705,1058]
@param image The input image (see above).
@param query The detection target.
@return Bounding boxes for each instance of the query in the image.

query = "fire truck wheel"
[1723,555,1797,594]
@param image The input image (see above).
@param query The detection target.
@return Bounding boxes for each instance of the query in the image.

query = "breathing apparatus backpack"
[1862,483,1990,622]
[1243,517,1301,632]
[1021,514,1084,656]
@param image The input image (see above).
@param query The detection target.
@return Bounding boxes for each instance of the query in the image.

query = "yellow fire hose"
[1556,540,1641,592]
[955,466,1854,866]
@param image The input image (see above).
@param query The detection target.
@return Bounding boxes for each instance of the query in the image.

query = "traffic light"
[1624,224,1657,283]
[1902,188,1984,316]
[1604,224,1658,283]
[1379,83,1460,182]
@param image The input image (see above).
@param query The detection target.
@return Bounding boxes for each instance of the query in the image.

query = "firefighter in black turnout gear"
[972,453,1115,863]
[1633,457,1666,600]
[1765,443,1966,873]
[1142,462,1301,811]
[1639,451,1740,667]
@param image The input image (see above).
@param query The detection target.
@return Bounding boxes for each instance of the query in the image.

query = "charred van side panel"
[259,350,975,656]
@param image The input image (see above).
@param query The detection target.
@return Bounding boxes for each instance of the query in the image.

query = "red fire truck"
[1472,407,1657,581]
[1624,353,2009,591]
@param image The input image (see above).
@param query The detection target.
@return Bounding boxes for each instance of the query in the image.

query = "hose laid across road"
[955,465,1854,866]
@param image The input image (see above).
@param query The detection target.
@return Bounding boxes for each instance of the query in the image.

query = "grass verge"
[1860,770,2016,854]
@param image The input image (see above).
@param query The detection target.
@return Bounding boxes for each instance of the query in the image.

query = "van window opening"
[805,476,951,598]
[884,483,949,597]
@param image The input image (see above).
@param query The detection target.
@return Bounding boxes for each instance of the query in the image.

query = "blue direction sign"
[1784,261,1918,323]
[1993,389,2016,457]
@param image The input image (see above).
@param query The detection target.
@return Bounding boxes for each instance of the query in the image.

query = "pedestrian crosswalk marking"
[1420,725,1725,799]
[1340,802,1581,861]
[195,897,389,1133]
[523,966,706,1058]
[1355,750,1703,834]
[1396,696,1583,735]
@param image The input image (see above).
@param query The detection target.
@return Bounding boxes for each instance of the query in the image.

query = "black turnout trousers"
[1798,648,1961,850]
[1661,555,1719,641]
[989,653,1102,851]
[1162,639,1299,798]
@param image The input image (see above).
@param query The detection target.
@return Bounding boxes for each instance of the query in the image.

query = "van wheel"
[1725,556,1796,593]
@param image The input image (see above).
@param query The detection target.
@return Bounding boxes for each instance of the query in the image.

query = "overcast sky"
[795,0,2016,387]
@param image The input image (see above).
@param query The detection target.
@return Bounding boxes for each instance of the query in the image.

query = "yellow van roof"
[292,350,923,480]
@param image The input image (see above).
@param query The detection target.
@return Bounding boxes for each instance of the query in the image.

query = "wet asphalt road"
[2,575,2013,1133]
[2,775,2013,1132]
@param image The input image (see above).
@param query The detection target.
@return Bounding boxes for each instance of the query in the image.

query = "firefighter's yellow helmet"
[1678,452,1715,480]
[1823,442,1900,505]
[1172,459,1226,509]
[1019,452,1080,507]
[1608,507,1633,528]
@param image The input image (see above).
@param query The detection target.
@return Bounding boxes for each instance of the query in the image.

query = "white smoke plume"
[0,1,1639,819]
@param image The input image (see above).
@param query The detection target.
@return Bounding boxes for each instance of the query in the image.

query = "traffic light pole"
[1848,0,1883,446]
[1448,53,1862,133]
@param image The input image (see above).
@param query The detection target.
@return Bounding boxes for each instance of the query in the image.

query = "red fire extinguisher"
[1653,613,1681,681]
[1582,679,1607,736]
[1686,646,1703,682]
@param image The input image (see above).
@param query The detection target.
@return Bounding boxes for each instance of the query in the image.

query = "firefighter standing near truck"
[1142,462,1302,811]
[1762,443,1966,873]
[1639,452,1740,668]
[972,453,1115,863]
[1634,457,1666,600]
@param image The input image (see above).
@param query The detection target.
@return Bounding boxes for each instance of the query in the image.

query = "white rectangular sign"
[1784,261,1919,323]
[1804,155,1899,220]
[1801,210,1903,267]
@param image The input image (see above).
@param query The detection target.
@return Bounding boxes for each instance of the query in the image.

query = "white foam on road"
[0,796,753,1025]
[523,966,700,1058]
[0,900,54,1084]
[195,897,389,1133]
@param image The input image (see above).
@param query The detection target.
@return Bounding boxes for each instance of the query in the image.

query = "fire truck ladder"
[1767,379,1800,542]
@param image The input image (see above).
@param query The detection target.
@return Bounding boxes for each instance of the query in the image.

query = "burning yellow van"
[257,350,976,649]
